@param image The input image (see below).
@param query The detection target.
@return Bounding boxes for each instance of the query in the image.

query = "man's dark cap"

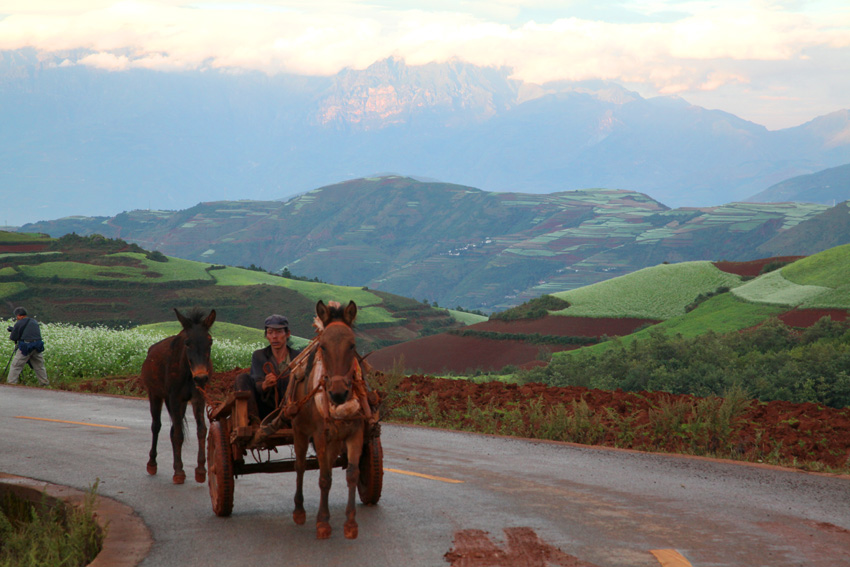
[13,307,27,317]
[264,314,289,330]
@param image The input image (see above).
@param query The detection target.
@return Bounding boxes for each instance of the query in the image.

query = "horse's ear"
[174,308,190,329]
[316,300,329,324]
[344,301,357,325]
[204,309,216,328]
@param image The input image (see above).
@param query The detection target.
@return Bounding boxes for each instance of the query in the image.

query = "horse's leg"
[147,396,163,475]
[292,428,309,525]
[192,394,207,483]
[168,397,188,484]
[315,433,333,539]
[343,430,364,539]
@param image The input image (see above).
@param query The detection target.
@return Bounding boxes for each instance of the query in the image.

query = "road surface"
[1,385,848,566]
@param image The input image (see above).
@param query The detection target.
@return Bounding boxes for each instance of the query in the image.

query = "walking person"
[6,307,49,386]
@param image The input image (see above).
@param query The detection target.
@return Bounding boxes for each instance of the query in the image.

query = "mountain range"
[22,176,848,313]
[2,49,850,225]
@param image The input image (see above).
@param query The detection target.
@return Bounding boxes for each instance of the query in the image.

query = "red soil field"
[777,308,849,327]
[713,256,805,277]
[367,333,583,374]
[0,243,50,253]
[366,316,657,374]
[79,370,850,471]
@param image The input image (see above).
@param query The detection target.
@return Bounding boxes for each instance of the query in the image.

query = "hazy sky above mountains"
[1,1,848,129]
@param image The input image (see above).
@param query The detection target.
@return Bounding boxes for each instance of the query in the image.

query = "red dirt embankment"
[84,369,850,472]
[394,375,850,471]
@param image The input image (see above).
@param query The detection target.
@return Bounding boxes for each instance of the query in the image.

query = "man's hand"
[261,372,277,391]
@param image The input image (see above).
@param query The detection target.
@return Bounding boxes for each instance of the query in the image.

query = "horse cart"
[203,300,382,539]
[204,387,383,517]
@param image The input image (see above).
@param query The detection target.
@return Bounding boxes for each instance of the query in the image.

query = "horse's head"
[174,307,216,388]
[316,300,357,406]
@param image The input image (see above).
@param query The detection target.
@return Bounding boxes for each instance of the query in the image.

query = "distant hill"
[0,231,466,352]
[747,163,850,204]
[21,176,833,312]
[2,50,850,225]
[756,201,850,257]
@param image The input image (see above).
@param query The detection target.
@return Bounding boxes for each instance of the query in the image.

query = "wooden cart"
[205,390,383,517]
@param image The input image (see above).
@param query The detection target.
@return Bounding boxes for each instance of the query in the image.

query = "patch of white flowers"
[2,319,261,385]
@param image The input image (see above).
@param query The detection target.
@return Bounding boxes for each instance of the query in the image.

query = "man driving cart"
[234,314,301,421]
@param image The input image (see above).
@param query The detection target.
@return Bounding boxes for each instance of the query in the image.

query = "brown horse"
[290,300,367,539]
[142,307,216,484]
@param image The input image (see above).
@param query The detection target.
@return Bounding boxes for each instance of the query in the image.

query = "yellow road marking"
[15,416,128,430]
[385,467,464,484]
[650,549,692,567]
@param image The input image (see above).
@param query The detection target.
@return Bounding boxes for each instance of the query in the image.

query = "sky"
[0,1,848,129]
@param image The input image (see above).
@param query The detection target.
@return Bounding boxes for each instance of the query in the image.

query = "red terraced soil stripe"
[0,244,51,253]
[368,333,583,374]
[778,308,849,327]
[713,256,804,277]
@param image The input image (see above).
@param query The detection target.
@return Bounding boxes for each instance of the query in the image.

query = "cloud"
[0,1,848,127]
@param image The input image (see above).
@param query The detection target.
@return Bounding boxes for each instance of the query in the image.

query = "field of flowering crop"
[1,319,262,386]
[551,261,742,320]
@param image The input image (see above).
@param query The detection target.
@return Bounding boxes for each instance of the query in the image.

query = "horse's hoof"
[146,464,157,476]
[344,522,358,540]
[293,510,306,525]
[316,522,332,539]
[172,472,186,485]
[195,469,206,483]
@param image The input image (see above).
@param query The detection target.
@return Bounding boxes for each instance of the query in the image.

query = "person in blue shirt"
[6,307,49,386]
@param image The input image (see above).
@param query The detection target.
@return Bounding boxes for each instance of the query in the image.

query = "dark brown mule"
[291,300,366,539]
[142,307,216,484]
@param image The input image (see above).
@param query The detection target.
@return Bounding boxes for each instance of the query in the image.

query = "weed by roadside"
[0,481,103,567]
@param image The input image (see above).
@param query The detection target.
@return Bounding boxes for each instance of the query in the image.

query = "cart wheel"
[357,436,383,505]
[208,420,234,517]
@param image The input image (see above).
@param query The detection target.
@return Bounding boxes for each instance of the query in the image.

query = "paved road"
[1,385,849,566]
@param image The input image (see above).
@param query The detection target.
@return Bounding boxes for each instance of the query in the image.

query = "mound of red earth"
[79,370,850,472]
[366,316,658,374]
[713,256,805,277]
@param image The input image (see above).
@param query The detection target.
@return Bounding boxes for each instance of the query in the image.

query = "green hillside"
[21,176,830,313]
[730,244,850,308]
[0,231,461,351]
[523,245,850,408]
[549,261,743,320]
[541,245,850,359]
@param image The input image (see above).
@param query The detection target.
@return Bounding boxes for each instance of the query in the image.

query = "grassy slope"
[550,261,742,320]
[551,244,850,360]
[782,243,850,288]
[137,320,313,349]
[446,309,489,325]
[560,293,786,357]
[0,231,456,349]
[731,244,850,308]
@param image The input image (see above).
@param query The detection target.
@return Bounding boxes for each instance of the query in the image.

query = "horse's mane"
[325,301,346,322]
[182,307,209,325]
